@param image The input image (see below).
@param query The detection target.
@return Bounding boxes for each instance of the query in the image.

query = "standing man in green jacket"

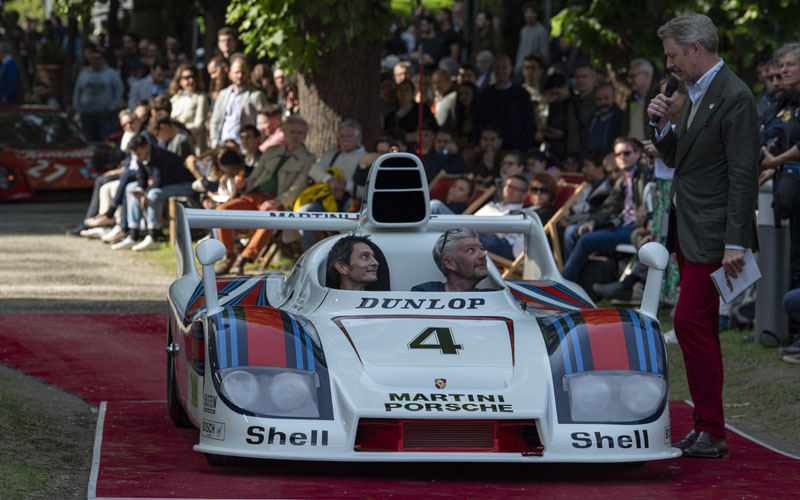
[648,13,759,459]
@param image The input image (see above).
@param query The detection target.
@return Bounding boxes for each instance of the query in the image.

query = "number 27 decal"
[408,327,463,355]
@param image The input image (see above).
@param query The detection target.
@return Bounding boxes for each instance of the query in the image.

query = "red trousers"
[216,192,276,261]
[673,235,725,437]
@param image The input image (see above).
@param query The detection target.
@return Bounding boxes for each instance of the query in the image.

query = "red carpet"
[1,313,798,500]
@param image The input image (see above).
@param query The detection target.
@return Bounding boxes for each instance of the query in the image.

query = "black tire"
[167,331,193,428]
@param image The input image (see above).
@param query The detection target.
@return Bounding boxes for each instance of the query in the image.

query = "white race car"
[166,152,680,465]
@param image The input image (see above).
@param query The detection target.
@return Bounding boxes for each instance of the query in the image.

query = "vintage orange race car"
[0,105,102,201]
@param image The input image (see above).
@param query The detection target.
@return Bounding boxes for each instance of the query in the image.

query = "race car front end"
[193,291,678,464]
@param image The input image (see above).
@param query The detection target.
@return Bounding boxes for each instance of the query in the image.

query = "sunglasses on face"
[529,186,548,194]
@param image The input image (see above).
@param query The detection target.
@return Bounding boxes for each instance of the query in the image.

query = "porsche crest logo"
[434,378,446,389]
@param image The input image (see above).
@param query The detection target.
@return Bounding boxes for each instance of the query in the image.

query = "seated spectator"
[412,228,490,292]
[296,119,367,249]
[214,114,314,275]
[474,174,529,260]
[113,133,196,251]
[421,126,466,182]
[238,124,262,170]
[200,145,245,209]
[525,148,560,178]
[169,63,208,155]
[430,175,475,215]
[325,235,389,291]
[84,109,157,244]
[155,117,193,161]
[560,137,651,282]
[257,104,286,152]
[128,58,171,110]
[77,149,126,238]
[494,150,526,196]
[561,149,613,251]
[528,172,557,225]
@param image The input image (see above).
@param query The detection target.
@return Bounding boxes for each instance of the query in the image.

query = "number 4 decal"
[409,327,463,355]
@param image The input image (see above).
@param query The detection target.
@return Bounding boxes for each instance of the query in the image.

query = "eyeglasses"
[439,229,456,255]
[615,150,635,157]
[529,186,548,194]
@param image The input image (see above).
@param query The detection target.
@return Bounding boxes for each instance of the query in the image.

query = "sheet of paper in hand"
[710,249,762,304]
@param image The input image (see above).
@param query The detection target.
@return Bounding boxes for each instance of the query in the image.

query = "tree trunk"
[299,41,381,157]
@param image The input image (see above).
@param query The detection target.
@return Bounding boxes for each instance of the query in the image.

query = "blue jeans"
[479,233,514,260]
[430,199,454,215]
[563,222,581,260]
[126,182,195,231]
[561,224,635,281]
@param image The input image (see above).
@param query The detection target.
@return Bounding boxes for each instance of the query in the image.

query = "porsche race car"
[167,152,680,465]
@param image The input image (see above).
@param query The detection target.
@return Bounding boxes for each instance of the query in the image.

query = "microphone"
[649,75,679,138]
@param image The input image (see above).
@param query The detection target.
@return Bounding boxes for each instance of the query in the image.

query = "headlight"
[218,367,320,418]
[565,371,666,422]
[0,167,18,190]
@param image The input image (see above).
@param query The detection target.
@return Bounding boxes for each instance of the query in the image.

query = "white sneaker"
[79,227,107,239]
[132,235,161,251]
[101,225,124,243]
[111,235,137,250]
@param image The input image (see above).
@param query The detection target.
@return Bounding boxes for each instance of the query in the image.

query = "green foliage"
[226,0,394,75]
[550,0,799,79]
[52,0,104,21]
[4,0,45,21]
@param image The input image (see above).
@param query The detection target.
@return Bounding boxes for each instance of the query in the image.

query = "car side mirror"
[638,242,669,320]
[196,239,227,316]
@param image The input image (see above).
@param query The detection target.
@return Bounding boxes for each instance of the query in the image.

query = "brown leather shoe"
[673,429,697,451]
[215,254,238,275]
[229,256,252,276]
[682,431,728,458]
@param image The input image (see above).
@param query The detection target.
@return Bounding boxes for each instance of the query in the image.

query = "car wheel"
[167,332,193,428]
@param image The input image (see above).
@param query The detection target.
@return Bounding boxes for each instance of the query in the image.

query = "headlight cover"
[219,366,320,418]
[0,167,18,190]
[564,370,666,423]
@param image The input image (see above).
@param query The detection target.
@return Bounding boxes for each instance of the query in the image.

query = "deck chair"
[489,181,588,279]
[428,171,496,215]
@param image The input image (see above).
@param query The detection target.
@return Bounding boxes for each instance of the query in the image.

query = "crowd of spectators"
[1,3,798,362]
